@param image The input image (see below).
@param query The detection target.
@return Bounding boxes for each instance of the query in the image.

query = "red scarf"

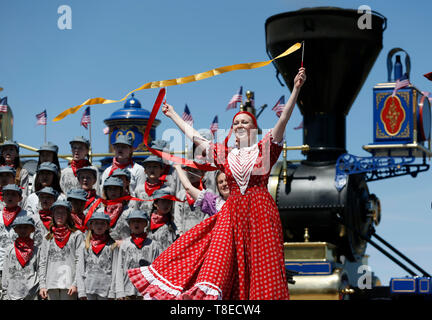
[71,159,91,177]
[38,209,52,230]
[14,237,34,267]
[71,211,87,232]
[2,206,21,228]
[131,232,147,249]
[85,189,97,210]
[104,202,124,228]
[91,233,108,255]
[150,212,169,231]
[52,226,72,248]
[144,180,164,197]
[108,158,134,176]
[185,179,204,207]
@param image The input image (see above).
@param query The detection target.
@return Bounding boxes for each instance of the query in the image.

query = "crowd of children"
[0,134,229,300]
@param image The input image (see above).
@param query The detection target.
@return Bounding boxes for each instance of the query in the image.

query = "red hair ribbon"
[224,110,258,150]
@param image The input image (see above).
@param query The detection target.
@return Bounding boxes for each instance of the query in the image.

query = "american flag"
[392,73,410,97]
[210,115,219,135]
[0,97,8,113]
[272,95,285,117]
[80,106,91,129]
[226,86,243,110]
[182,104,193,126]
[36,110,47,126]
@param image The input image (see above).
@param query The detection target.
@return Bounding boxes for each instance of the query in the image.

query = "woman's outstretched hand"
[162,102,176,118]
[294,67,306,90]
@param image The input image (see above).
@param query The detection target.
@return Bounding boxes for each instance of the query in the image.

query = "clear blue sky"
[1,0,432,286]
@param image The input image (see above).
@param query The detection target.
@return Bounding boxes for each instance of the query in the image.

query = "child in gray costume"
[31,187,59,247]
[1,215,39,300]
[77,211,118,300]
[148,188,178,252]
[0,184,29,298]
[38,200,83,300]
[115,210,161,299]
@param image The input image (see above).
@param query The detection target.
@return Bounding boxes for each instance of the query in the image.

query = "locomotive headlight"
[366,194,381,226]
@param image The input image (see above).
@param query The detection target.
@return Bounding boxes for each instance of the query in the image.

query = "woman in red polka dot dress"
[128,67,306,300]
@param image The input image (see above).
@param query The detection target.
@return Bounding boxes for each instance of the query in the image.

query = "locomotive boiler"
[265,7,387,299]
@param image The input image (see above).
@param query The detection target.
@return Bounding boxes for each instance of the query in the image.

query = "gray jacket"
[0,209,30,270]
[115,236,161,298]
[1,244,39,300]
[76,239,118,299]
[149,223,177,252]
[174,188,207,236]
[38,231,84,290]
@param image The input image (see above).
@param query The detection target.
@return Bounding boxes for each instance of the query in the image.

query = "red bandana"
[91,233,108,255]
[71,211,87,232]
[185,179,204,207]
[104,202,124,228]
[108,158,134,176]
[14,237,34,267]
[85,189,97,210]
[150,212,169,231]
[38,209,52,230]
[2,206,21,228]
[71,159,91,177]
[131,232,147,249]
[52,226,71,248]
[144,180,164,197]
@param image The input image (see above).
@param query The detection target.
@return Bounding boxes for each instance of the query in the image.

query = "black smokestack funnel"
[265,7,386,161]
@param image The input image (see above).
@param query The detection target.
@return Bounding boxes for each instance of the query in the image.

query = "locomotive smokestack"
[265,7,386,161]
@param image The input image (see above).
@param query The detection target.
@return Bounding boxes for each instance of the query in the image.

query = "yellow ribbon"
[53,42,301,121]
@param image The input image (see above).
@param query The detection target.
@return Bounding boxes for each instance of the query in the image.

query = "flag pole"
[301,41,305,68]
[44,122,47,143]
[89,118,92,163]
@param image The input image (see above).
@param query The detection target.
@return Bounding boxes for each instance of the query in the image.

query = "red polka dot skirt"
[128,131,289,300]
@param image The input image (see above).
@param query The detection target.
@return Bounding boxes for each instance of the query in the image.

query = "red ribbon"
[143,88,217,172]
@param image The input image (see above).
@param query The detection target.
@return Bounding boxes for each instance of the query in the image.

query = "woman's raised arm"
[272,67,306,143]
[162,103,209,151]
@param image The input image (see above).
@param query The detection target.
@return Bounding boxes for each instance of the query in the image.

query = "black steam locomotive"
[265,7,431,299]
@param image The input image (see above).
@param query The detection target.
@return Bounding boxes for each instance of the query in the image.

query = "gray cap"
[0,166,16,176]
[76,166,98,178]
[103,176,124,188]
[69,136,90,147]
[87,211,110,224]
[151,187,174,200]
[150,139,169,152]
[50,200,72,213]
[143,155,164,165]
[67,188,88,202]
[111,168,131,181]
[38,142,59,154]
[11,215,35,229]
[1,140,19,152]
[2,184,22,196]
[37,162,59,175]
[36,186,59,198]
[127,210,150,221]
[113,135,133,146]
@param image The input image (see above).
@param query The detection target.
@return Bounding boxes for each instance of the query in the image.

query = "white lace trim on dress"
[227,143,260,195]
[141,265,183,297]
